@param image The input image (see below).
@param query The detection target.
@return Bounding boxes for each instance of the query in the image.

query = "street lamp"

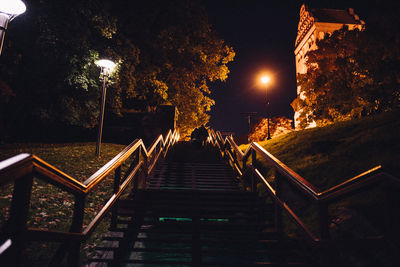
[0,0,26,55]
[260,75,271,140]
[95,59,116,157]
[240,112,257,143]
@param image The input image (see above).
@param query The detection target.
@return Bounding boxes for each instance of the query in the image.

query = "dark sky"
[203,1,301,135]
[201,0,394,135]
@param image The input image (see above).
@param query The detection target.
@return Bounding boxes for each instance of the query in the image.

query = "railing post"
[222,142,230,162]
[317,201,330,240]
[133,147,141,191]
[110,166,122,230]
[161,138,166,157]
[274,171,283,237]
[222,142,227,161]
[7,174,33,264]
[141,152,149,189]
[317,200,330,266]
[242,158,247,176]
[8,174,33,233]
[251,149,256,192]
[67,193,86,267]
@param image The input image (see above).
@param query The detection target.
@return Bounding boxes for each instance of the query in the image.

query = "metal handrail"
[208,129,399,245]
[0,129,179,265]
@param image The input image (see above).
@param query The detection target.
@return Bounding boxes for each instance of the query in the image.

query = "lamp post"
[0,0,26,55]
[240,112,257,143]
[95,59,116,157]
[260,75,271,140]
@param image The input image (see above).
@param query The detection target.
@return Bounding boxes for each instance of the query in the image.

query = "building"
[293,4,364,128]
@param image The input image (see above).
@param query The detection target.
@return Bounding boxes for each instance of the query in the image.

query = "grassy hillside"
[0,142,126,180]
[242,110,400,190]
[240,111,400,265]
[0,142,126,264]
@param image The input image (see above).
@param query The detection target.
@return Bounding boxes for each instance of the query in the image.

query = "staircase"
[89,142,309,266]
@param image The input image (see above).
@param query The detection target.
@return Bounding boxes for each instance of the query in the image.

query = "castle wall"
[293,4,364,129]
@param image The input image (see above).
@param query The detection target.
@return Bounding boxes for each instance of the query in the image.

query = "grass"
[0,143,126,179]
[239,110,400,248]
[241,109,400,190]
[0,142,126,265]
[241,110,400,266]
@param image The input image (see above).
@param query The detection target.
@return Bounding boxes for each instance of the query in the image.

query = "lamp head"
[260,75,271,85]
[0,0,26,55]
[0,0,26,20]
[95,59,116,75]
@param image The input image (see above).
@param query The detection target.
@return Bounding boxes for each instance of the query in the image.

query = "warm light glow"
[0,0,26,16]
[260,75,271,85]
[255,71,274,88]
[95,59,116,74]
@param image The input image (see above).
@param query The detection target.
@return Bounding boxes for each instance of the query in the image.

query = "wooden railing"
[0,129,179,266]
[208,129,399,263]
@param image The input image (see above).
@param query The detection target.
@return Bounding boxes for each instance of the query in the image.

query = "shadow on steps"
[165,141,223,163]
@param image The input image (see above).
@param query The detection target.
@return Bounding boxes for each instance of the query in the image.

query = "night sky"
[202,0,395,135]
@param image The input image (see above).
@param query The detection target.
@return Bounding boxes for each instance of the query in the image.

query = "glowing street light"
[95,59,116,157]
[0,0,26,55]
[260,75,272,140]
[261,76,270,85]
[96,59,116,76]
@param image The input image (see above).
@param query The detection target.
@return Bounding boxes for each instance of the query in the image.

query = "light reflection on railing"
[0,129,179,264]
[208,128,399,248]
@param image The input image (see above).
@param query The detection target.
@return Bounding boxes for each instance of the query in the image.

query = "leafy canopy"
[0,0,121,130]
[292,25,400,128]
[112,0,235,137]
[249,116,293,142]
[0,0,235,139]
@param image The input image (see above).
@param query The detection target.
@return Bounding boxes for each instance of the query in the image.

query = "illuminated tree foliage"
[0,0,121,133]
[0,0,234,140]
[111,0,235,136]
[292,24,400,128]
[249,116,293,142]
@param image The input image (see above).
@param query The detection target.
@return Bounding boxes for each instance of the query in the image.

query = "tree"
[1,0,234,140]
[0,0,125,133]
[249,116,293,142]
[292,24,400,128]
[111,0,235,137]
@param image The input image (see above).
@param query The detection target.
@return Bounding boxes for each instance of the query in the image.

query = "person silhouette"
[198,125,208,146]
[191,125,208,147]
